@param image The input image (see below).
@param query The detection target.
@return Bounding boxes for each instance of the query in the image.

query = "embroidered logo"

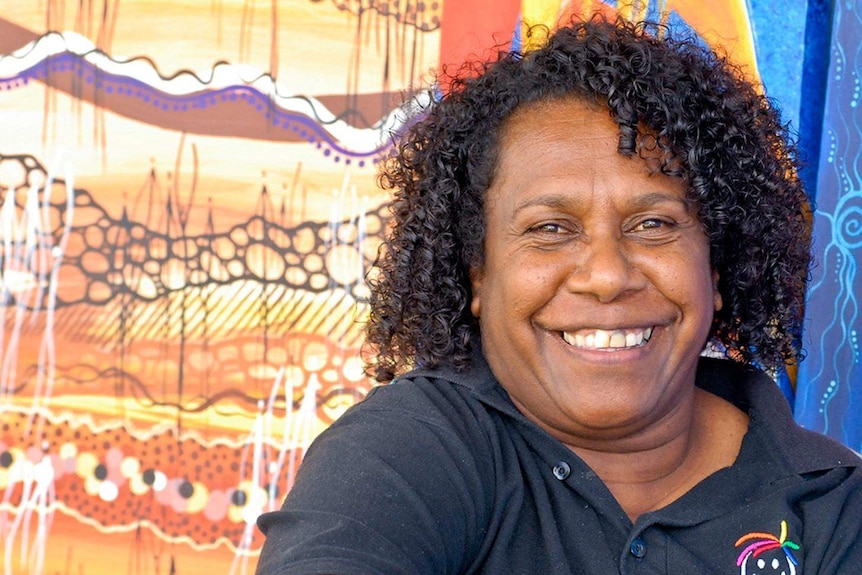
[735,520,800,575]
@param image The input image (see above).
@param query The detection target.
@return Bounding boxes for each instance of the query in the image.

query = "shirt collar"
[402,351,860,476]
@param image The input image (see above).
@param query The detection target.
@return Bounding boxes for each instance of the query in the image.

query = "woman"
[256,17,862,575]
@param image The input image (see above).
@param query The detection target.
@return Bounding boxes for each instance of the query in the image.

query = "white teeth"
[562,327,654,350]
[594,330,610,348]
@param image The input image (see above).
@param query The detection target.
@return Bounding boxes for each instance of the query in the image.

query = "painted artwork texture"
[0,1,857,574]
[795,0,862,452]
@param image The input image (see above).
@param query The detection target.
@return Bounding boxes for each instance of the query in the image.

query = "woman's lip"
[561,326,654,350]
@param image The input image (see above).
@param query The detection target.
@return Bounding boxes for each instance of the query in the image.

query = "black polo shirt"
[256,356,862,575]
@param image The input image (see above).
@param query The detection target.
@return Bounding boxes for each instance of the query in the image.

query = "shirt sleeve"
[254,392,492,575]
[799,464,862,575]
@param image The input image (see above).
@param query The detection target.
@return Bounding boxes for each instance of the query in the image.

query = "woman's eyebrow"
[625,191,690,210]
[511,193,582,215]
[511,191,689,215]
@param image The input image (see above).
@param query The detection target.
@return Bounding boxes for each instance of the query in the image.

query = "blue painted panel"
[795,0,862,451]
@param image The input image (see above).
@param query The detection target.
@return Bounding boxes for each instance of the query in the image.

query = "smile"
[562,327,654,351]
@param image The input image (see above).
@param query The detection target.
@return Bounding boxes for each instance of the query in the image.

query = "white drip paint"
[0,157,72,575]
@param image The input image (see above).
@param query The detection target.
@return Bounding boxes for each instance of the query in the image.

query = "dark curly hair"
[364,16,811,382]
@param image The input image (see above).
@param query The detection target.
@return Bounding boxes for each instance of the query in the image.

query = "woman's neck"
[566,388,749,522]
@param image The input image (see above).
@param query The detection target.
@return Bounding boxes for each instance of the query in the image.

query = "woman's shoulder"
[336,353,517,435]
[699,357,862,474]
[328,365,508,451]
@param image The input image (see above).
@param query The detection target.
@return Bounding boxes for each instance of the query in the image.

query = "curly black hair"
[364,16,811,382]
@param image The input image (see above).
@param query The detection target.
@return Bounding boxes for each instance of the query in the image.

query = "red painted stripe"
[438,0,521,88]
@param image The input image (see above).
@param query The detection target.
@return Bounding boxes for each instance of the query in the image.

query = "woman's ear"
[469,266,484,318]
[712,270,723,312]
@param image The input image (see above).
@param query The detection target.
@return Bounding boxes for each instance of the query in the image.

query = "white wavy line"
[0,403,322,451]
[0,500,262,555]
[0,31,431,151]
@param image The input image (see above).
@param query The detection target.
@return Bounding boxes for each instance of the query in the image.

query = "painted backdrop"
[0,1,858,574]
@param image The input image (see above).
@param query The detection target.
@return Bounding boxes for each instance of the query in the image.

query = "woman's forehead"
[495,96,680,176]
[498,98,614,150]
[502,96,607,130]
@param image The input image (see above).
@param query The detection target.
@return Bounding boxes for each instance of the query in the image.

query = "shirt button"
[552,461,571,480]
[630,537,647,558]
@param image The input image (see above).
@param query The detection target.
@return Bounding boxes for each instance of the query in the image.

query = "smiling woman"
[472,97,725,461]
[255,16,862,575]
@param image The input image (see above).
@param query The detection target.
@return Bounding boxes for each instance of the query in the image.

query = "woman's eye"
[531,223,567,234]
[633,218,673,232]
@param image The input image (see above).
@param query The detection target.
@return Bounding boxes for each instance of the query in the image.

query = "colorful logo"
[735,520,800,575]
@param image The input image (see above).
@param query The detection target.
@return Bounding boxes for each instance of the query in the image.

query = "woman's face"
[470,97,722,443]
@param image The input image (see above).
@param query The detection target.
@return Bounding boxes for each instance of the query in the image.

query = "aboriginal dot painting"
[795,0,862,452]
[0,1,857,574]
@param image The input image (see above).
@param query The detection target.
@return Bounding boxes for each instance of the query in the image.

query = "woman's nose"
[564,238,646,303]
